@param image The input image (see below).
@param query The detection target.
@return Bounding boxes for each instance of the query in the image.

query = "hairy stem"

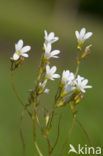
[59,116,76,156]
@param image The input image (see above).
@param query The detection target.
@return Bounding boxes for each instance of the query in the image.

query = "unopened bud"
[45,115,50,126]
[81,44,92,59]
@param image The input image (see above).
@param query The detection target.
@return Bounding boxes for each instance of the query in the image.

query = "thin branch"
[34,141,43,156]
[10,70,32,118]
[74,62,80,78]
[59,116,76,156]
[76,118,92,146]
[50,110,63,154]
[20,110,26,156]
[32,115,43,156]
[36,114,52,155]
[76,118,94,156]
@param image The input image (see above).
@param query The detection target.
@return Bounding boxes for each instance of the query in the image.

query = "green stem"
[76,118,94,156]
[75,62,80,78]
[32,114,43,156]
[10,70,32,118]
[34,141,43,156]
[36,113,52,155]
[20,110,26,156]
[50,110,63,155]
[59,116,76,156]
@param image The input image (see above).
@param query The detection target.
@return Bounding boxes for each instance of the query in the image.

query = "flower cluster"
[43,30,60,59]
[38,30,60,94]
[61,70,92,94]
[10,28,93,98]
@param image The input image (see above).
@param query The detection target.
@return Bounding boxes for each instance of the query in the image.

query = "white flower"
[44,43,60,59]
[46,65,60,80]
[64,83,76,94]
[75,28,93,44]
[74,75,92,93]
[12,39,31,60]
[62,70,74,84]
[44,30,59,44]
[39,80,47,89]
[44,89,50,94]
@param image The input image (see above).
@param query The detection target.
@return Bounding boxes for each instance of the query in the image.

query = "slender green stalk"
[32,114,43,156]
[36,113,52,156]
[10,70,32,118]
[50,110,63,154]
[34,141,43,156]
[75,62,80,78]
[59,116,76,156]
[20,110,26,156]
[76,118,94,156]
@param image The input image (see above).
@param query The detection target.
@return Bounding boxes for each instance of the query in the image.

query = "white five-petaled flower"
[62,70,74,84]
[75,28,93,44]
[12,39,31,60]
[44,30,59,44]
[44,43,60,59]
[46,65,60,80]
[74,75,92,93]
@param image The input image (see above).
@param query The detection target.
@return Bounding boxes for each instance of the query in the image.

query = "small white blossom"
[62,70,74,84]
[44,89,50,94]
[75,28,93,44]
[44,30,59,44]
[74,75,92,93]
[64,82,76,94]
[44,43,60,59]
[12,40,31,60]
[39,80,47,89]
[46,65,60,80]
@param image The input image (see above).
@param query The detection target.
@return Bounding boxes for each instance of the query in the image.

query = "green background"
[0,0,103,155]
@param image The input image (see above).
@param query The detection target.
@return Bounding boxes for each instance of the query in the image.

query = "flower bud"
[81,44,92,59]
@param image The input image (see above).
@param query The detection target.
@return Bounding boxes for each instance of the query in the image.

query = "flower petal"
[44,43,51,53]
[15,40,23,51]
[44,89,50,94]
[53,74,60,78]
[48,32,55,40]
[51,50,60,56]
[82,79,88,85]
[44,30,48,38]
[85,85,92,89]
[21,53,29,58]
[75,31,79,39]
[51,56,59,58]
[21,46,31,53]
[46,65,50,74]
[84,32,93,40]
[50,66,57,74]
[13,53,20,60]
[80,28,86,37]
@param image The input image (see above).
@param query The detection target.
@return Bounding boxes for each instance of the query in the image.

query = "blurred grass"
[0,0,103,156]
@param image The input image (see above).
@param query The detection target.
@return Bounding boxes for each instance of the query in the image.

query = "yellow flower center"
[16,51,21,56]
